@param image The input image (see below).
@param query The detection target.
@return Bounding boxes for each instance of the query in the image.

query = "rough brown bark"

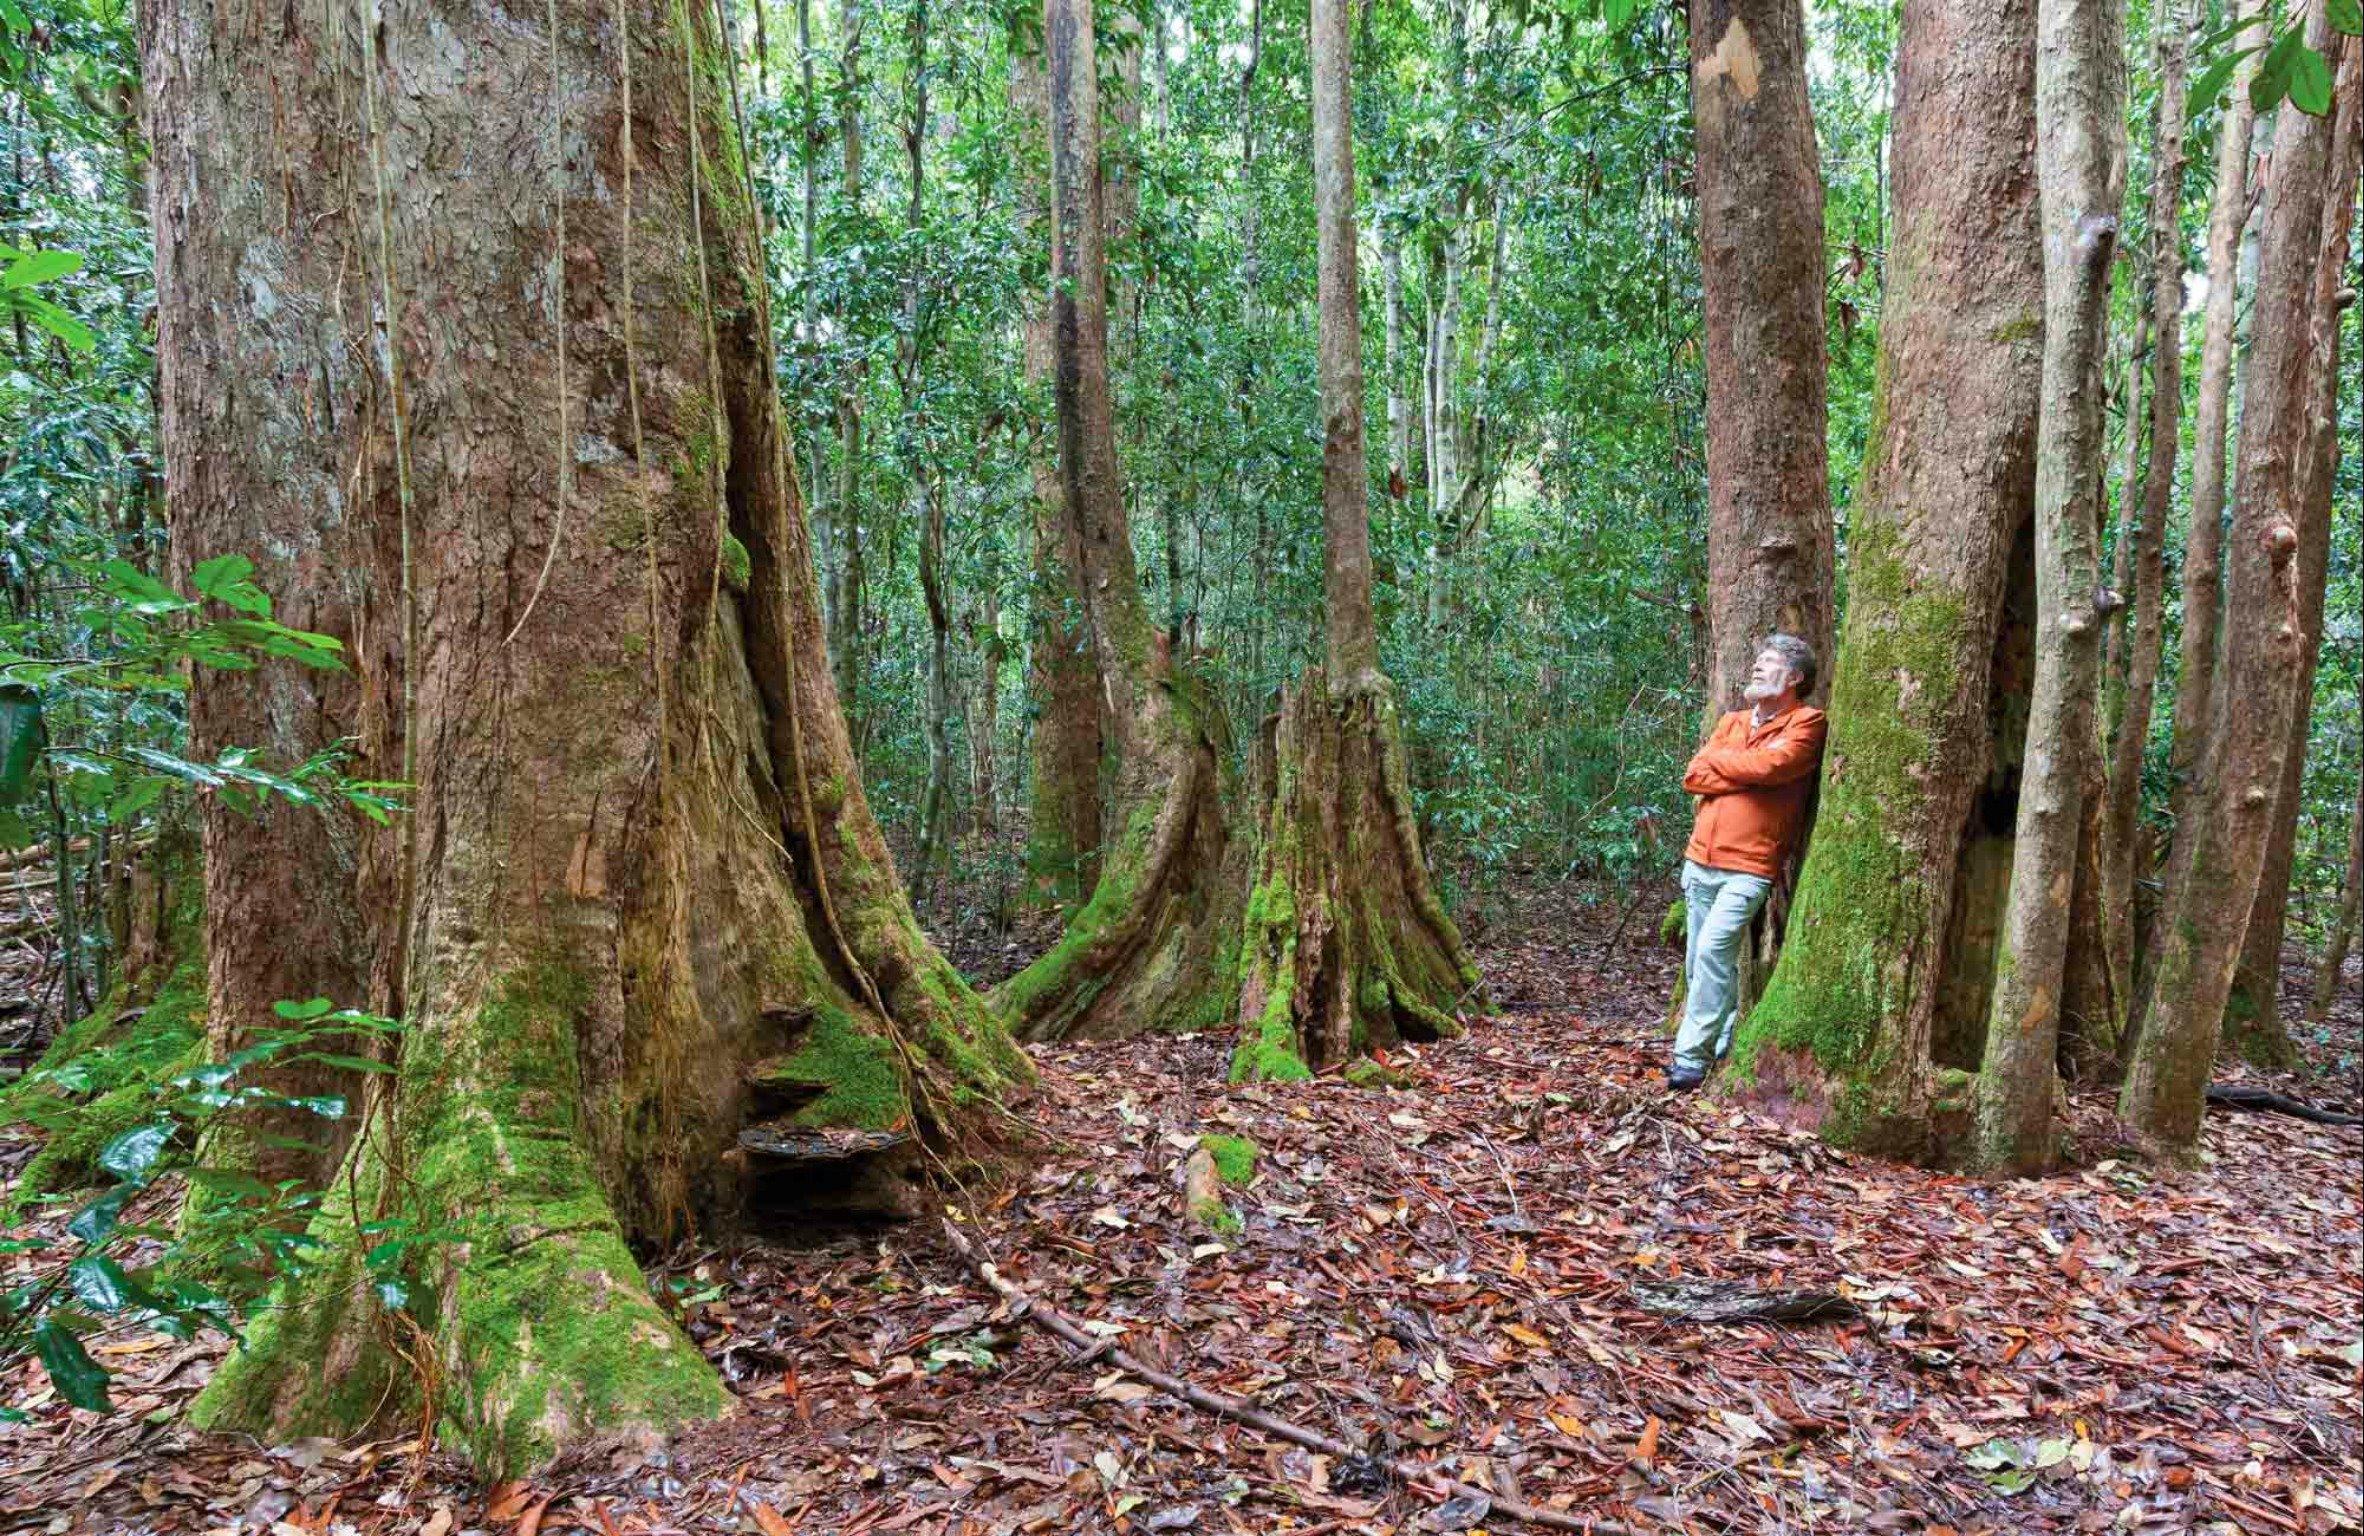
[2224,66,2361,1063]
[145,0,376,1192]
[1687,0,1836,715]
[2123,15,2355,1149]
[1969,0,2124,1175]
[1731,0,2042,1160]
[1232,0,1480,1078]
[2099,0,2196,1022]
[1014,41,1106,910]
[170,0,1022,1468]
[997,0,1236,1041]
[2163,0,2261,859]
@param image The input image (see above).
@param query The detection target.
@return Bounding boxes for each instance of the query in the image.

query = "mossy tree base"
[1230,671,1480,1083]
[995,673,1241,1042]
[189,973,729,1473]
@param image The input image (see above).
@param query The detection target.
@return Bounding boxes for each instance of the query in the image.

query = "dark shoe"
[1666,1066,1705,1092]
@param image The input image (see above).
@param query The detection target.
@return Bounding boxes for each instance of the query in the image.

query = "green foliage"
[0,1001,402,1423]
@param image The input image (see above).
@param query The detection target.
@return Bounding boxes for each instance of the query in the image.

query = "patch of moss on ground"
[1199,1133,1256,1186]
[1190,1197,1243,1235]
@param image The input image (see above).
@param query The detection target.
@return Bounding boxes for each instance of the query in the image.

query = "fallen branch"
[2205,1084,2363,1127]
[1631,1277,1859,1326]
[941,1218,1631,1535]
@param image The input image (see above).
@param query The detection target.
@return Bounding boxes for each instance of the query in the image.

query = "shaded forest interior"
[3,0,2363,1526]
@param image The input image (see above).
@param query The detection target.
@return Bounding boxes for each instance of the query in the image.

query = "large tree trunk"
[2223,66,2361,1065]
[2162,0,2261,871]
[145,0,376,1193]
[2123,15,2357,1149]
[2097,0,2195,1026]
[1969,0,2124,1175]
[1014,42,1105,910]
[997,0,1236,1040]
[1687,0,1835,716]
[1730,0,2042,1161]
[1232,0,1481,1081]
[170,0,1023,1471]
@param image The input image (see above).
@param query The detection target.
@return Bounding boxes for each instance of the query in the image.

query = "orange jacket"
[1682,704,1828,879]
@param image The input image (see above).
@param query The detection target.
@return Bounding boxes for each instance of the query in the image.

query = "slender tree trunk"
[173,0,1022,1468]
[2124,14,2356,1150]
[830,6,867,740]
[918,472,953,877]
[2224,69,2361,1063]
[2102,273,2149,706]
[997,0,1237,1040]
[1970,0,2124,1175]
[1233,0,1480,1080]
[2310,752,2364,1024]
[2163,0,2261,864]
[2098,0,2195,1046]
[1424,203,1466,631]
[972,577,1002,843]
[1733,0,2042,1160]
[1013,40,1105,909]
[1687,0,1836,717]
[1384,235,1410,500]
[900,0,952,880]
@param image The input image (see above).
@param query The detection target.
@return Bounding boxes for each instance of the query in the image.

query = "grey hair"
[1761,633,1817,697]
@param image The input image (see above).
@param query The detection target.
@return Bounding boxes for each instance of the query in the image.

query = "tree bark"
[1687,0,1836,716]
[169,0,1023,1469]
[1969,0,2124,1175]
[996,0,1237,1040]
[2162,0,2261,891]
[1383,235,1410,501]
[2224,61,2361,1064]
[1232,0,1481,1080]
[1731,0,2042,1160]
[1013,42,1106,910]
[143,0,377,1193]
[2097,2,2195,1023]
[2123,13,2356,1149]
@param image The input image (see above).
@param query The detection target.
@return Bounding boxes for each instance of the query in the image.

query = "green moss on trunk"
[191,968,731,1474]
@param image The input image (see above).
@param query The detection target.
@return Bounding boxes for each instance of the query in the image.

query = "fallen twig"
[941,1219,1631,1534]
[2206,1084,2363,1126]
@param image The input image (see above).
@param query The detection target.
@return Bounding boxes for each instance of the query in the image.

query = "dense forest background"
[4,0,2357,961]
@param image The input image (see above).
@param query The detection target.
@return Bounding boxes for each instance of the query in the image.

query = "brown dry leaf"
[1634,1415,1663,1465]
[483,1483,532,1523]
[749,1500,798,1536]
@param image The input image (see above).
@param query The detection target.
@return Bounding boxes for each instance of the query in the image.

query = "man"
[1670,634,1827,1090]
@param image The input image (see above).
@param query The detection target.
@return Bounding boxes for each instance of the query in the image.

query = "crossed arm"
[1682,713,1827,797]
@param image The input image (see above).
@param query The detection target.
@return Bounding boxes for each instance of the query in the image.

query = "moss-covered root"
[191,971,730,1475]
[994,695,1241,1043]
[1229,671,1480,1084]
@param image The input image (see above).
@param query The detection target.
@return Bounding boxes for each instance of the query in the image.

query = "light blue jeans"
[1675,859,1772,1075]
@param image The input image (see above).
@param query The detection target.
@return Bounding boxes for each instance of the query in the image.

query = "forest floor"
[3,886,2361,1536]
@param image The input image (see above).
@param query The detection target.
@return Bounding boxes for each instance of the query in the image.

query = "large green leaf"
[32,1317,112,1412]
[96,1120,174,1182]
[2287,41,2334,115]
